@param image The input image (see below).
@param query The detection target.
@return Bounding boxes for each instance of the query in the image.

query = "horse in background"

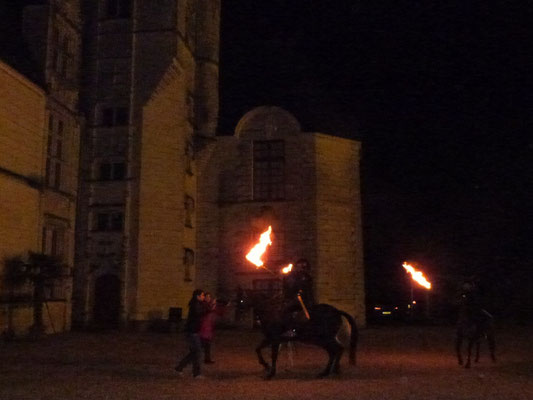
[455,290,496,368]
[242,290,358,379]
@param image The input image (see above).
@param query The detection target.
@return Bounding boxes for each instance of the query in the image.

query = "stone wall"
[0,61,45,263]
[0,61,45,333]
[200,107,366,326]
[136,62,194,320]
[314,134,365,324]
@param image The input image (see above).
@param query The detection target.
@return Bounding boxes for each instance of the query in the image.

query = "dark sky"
[220,1,532,309]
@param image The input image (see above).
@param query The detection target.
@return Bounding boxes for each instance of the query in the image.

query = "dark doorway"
[93,274,121,328]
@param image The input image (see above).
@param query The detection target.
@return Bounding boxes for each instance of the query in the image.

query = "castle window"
[101,107,129,127]
[94,211,124,232]
[99,162,126,181]
[42,225,65,259]
[42,225,68,300]
[183,248,194,282]
[185,139,194,175]
[106,0,131,18]
[45,114,66,190]
[253,140,285,200]
[184,196,195,228]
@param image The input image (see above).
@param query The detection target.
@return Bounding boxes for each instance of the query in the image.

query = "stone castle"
[0,0,365,335]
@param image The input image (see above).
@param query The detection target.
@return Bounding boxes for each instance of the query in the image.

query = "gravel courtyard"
[1,325,531,400]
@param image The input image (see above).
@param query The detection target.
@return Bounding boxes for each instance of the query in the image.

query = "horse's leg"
[317,340,338,378]
[332,339,344,375]
[455,332,464,366]
[265,341,280,379]
[475,338,481,363]
[465,338,474,368]
[487,330,496,362]
[256,338,271,372]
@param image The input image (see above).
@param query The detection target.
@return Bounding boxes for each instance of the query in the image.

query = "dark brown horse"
[243,290,358,379]
[455,291,496,368]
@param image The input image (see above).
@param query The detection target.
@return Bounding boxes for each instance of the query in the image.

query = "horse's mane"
[244,289,284,316]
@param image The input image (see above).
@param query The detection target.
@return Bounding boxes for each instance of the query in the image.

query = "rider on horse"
[282,258,315,333]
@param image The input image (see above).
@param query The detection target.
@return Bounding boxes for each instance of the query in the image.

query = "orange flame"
[402,262,432,289]
[282,264,293,274]
[245,226,272,267]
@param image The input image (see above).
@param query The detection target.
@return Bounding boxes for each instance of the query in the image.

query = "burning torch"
[402,262,432,319]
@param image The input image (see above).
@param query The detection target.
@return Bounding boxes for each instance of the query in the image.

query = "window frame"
[253,140,286,201]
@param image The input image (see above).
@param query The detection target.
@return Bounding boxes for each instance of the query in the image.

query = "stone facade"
[0,0,81,335]
[2,1,365,331]
[0,60,46,289]
[74,0,221,327]
[0,61,46,334]
[196,106,366,324]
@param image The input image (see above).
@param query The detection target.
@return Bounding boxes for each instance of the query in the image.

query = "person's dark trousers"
[176,333,202,376]
[202,339,213,363]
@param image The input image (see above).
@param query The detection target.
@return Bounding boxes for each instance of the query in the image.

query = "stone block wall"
[314,134,365,324]
[136,62,193,320]
[0,61,45,332]
[201,108,366,325]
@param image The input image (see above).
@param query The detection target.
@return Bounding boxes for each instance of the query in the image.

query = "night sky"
[220,1,532,316]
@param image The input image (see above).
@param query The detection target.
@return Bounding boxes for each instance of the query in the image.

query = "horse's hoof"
[317,372,329,379]
[465,364,471,369]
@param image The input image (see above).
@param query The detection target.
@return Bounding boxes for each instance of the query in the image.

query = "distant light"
[374,306,382,310]
[382,311,392,315]
[394,307,398,310]
[408,304,411,309]
[412,300,417,304]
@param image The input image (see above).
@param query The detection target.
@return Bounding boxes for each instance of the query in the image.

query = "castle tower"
[74,0,220,328]
[19,0,83,332]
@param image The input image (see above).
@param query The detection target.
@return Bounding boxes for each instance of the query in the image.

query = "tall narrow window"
[45,114,65,191]
[94,211,124,232]
[183,248,194,282]
[42,225,65,259]
[184,195,195,228]
[98,161,126,180]
[107,0,131,18]
[253,140,285,200]
[185,139,194,175]
[41,225,67,300]
[100,107,129,127]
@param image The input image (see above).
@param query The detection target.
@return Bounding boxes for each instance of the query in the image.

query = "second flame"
[402,262,432,289]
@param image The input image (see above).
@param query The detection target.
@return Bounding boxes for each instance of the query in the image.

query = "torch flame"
[402,262,432,289]
[282,264,293,274]
[245,226,272,267]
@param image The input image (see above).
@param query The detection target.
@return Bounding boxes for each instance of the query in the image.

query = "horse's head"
[234,289,284,317]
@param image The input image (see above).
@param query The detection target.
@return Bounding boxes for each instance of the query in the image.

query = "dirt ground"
[1,325,531,400]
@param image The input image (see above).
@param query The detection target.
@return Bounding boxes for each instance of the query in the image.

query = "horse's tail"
[339,311,358,365]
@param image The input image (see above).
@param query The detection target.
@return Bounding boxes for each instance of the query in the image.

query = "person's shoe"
[174,367,184,377]
[193,374,206,379]
[204,360,215,364]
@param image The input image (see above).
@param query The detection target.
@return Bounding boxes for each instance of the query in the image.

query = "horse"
[455,291,496,368]
[242,290,358,379]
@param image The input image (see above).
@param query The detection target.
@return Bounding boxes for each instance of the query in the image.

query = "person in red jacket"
[199,292,227,364]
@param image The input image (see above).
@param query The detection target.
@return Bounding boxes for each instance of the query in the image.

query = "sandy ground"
[0,325,532,400]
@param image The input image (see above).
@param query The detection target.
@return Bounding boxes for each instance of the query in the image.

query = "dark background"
[220,1,532,322]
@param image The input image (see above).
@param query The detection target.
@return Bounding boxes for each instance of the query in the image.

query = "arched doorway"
[93,274,121,328]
